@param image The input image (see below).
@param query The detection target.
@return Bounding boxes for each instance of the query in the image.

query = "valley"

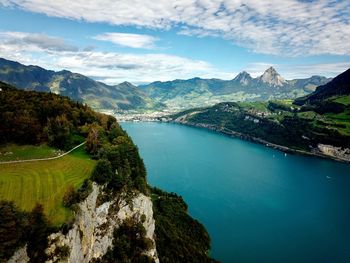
[0,55,349,263]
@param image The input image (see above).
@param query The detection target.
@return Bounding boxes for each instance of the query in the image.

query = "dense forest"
[151,187,217,263]
[0,81,96,149]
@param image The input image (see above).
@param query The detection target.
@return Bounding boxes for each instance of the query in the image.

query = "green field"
[330,95,350,105]
[0,146,96,225]
[237,101,268,111]
[0,144,59,161]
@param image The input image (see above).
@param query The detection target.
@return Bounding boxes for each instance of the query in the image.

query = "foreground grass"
[0,144,59,162]
[0,146,96,225]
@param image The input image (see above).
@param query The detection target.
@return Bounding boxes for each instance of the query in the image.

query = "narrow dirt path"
[0,141,86,164]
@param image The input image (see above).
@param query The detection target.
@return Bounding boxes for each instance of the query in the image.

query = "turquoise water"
[122,122,350,263]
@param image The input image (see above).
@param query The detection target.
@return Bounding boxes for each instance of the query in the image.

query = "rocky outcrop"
[8,246,29,263]
[45,183,159,263]
[317,144,350,162]
[259,66,286,87]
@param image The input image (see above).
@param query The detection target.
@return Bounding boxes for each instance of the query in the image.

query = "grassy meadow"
[0,146,95,225]
[0,144,59,162]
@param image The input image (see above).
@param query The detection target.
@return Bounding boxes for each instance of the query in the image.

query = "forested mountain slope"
[0,58,163,111]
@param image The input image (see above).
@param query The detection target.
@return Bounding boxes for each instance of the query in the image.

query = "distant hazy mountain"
[295,68,350,105]
[140,67,331,110]
[0,58,163,111]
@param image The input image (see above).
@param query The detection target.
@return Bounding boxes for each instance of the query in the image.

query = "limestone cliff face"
[8,246,29,263]
[42,183,159,263]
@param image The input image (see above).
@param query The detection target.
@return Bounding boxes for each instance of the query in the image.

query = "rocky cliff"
[9,183,159,263]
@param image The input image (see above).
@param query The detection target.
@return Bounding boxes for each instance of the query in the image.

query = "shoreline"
[170,120,350,164]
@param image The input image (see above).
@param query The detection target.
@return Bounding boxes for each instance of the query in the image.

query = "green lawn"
[0,146,96,225]
[0,144,59,161]
[238,101,268,111]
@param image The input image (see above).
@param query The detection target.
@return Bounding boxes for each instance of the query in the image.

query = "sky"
[0,0,349,85]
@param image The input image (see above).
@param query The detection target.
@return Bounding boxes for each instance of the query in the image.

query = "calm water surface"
[122,122,350,263]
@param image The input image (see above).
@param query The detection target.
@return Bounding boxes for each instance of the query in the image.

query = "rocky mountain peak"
[119,81,134,87]
[233,71,252,85]
[260,66,286,87]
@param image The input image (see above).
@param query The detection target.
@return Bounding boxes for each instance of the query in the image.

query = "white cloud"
[246,61,350,79]
[0,31,78,52]
[0,31,348,84]
[93,32,158,49]
[280,62,350,79]
[1,0,349,56]
[0,31,234,84]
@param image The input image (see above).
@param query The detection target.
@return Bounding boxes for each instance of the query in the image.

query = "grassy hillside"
[0,146,95,225]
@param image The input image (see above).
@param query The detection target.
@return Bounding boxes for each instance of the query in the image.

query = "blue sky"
[0,0,349,84]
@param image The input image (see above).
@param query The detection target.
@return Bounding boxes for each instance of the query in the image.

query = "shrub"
[62,186,77,208]
[76,179,93,202]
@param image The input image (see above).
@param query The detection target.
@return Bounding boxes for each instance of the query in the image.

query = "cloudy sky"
[0,0,349,84]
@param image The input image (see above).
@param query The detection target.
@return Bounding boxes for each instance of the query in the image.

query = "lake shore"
[171,120,350,164]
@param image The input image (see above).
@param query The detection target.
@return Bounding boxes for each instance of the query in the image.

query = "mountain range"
[0,58,163,112]
[0,58,331,112]
[140,67,331,110]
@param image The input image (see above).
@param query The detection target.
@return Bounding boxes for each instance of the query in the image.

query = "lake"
[122,121,350,263]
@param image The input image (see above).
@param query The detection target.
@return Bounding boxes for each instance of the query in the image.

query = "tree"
[91,159,113,185]
[45,114,71,149]
[108,172,126,192]
[86,124,102,157]
[106,146,122,171]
